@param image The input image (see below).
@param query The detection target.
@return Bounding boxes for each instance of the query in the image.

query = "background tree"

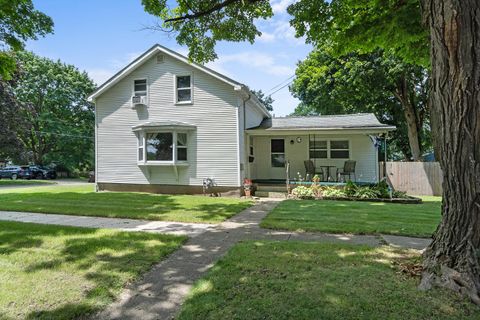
[291,48,430,160]
[0,71,25,161]
[12,51,96,171]
[144,0,480,301]
[251,89,274,111]
[0,0,53,79]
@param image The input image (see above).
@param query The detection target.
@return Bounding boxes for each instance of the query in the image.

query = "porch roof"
[132,121,196,132]
[247,113,395,132]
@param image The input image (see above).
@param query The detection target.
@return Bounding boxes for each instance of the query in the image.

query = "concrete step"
[254,191,287,198]
[255,185,288,192]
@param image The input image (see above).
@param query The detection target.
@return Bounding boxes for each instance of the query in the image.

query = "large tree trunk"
[393,77,423,161]
[419,0,480,304]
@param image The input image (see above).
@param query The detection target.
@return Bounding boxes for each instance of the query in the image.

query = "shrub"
[310,184,323,198]
[374,180,391,198]
[393,190,409,198]
[291,186,315,199]
[344,180,358,197]
[353,187,381,199]
[323,187,346,198]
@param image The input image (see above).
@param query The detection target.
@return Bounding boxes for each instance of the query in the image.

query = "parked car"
[0,166,31,180]
[27,165,57,179]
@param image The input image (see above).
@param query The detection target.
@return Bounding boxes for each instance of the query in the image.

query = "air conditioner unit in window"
[131,95,147,108]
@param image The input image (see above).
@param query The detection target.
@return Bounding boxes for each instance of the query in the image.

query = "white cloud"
[256,31,276,42]
[86,51,142,85]
[270,0,296,14]
[86,68,114,85]
[212,51,294,76]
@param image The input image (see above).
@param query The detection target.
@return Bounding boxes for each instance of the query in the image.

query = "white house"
[88,44,395,195]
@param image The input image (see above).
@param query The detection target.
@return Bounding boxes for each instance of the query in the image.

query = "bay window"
[137,131,188,164]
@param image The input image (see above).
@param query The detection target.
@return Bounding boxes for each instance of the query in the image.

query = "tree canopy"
[291,47,430,160]
[251,89,274,111]
[288,0,429,67]
[0,0,53,79]
[6,51,96,171]
[141,0,272,63]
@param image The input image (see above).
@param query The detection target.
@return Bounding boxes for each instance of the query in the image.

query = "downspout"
[94,98,98,192]
[242,93,251,185]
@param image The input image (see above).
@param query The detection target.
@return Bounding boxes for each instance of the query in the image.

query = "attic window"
[156,54,164,64]
[134,79,147,96]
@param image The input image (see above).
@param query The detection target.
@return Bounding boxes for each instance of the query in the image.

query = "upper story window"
[176,75,192,103]
[134,79,147,96]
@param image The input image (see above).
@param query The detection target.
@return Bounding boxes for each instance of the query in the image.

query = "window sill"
[175,101,193,106]
[138,162,189,166]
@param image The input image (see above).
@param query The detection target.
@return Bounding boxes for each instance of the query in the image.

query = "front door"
[270,138,286,180]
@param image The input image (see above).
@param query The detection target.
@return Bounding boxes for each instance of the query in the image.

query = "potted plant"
[243,178,253,197]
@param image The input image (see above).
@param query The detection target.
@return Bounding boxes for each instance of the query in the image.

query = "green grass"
[0,179,55,186]
[0,185,252,223]
[261,197,441,237]
[178,241,479,320]
[0,220,185,320]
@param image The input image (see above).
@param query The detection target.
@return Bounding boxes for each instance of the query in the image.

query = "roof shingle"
[248,113,395,131]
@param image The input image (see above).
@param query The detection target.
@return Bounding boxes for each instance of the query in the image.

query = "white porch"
[245,132,382,184]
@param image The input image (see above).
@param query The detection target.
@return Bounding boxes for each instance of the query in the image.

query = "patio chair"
[337,160,356,182]
[304,160,324,181]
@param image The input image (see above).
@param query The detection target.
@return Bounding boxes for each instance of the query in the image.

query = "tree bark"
[393,76,423,161]
[420,0,480,304]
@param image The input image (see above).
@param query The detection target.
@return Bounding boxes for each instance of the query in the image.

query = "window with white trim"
[330,140,350,159]
[176,133,188,161]
[147,132,173,161]
[271,139,285,167]
[137,131,188,164]
[309,137,327,159]
[176,75,192,103]
[137,132,144,161]
[134,79,147,97]
[309,136,350,159]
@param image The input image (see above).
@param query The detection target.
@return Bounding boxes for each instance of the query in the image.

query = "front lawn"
[261,197,441,237]
[0,220,185,319]
[0,179,55,186]
[178,241,479,320]
[0,185,252,223]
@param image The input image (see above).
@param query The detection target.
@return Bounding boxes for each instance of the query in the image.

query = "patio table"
[320,165,337,181]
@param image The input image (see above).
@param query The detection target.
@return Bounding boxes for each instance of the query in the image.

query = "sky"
[26,0,312,116]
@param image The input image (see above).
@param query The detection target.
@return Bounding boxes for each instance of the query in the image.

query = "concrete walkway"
[0,211,214,237]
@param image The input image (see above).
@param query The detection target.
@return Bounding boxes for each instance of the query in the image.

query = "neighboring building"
[88,44,395,195]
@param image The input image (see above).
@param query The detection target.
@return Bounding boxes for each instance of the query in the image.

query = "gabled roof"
[87,44,270,117]
[248,113,396,131]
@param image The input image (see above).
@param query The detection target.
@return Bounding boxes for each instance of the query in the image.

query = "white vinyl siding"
[96,55,240,186]
[251,134,378,182]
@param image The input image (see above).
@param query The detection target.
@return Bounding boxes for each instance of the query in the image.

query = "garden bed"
[289,179,420,203]
[320,195,422,204]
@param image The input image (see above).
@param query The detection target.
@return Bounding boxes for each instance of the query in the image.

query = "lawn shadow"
[1,221,185,320]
